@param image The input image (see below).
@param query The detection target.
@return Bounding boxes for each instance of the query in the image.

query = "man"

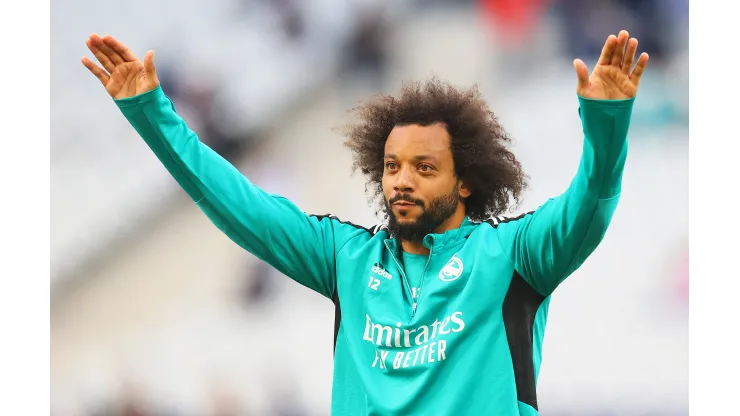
[82,30,648,415]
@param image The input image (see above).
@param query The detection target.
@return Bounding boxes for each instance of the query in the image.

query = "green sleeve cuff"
[114,85,164,107]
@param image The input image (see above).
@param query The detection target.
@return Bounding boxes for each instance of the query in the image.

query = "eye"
[385,161,399,171]
[418,164,434,173]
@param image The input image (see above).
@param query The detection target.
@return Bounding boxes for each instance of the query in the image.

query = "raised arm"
[82,34,363,298]
[495,30,649,296]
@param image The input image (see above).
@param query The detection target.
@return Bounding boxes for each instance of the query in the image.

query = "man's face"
[382,123,470,242]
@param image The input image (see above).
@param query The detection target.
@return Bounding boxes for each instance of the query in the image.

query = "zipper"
[413,244,434,317]
[384,240,414,315]
[384,240,434,319]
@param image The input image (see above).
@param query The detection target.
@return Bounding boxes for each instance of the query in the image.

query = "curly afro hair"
[342,77,528,222]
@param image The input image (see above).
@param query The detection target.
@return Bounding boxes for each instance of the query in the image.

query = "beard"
[385,187,460,243]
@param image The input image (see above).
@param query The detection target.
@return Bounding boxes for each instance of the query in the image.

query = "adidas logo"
[371,263,393,280]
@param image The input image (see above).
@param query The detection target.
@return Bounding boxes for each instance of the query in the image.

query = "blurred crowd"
[51,0,688,415]
[160,0,688,167]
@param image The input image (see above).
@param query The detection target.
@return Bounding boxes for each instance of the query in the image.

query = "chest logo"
[439,255,464,282]
[371,263,393,280]
[368,263,392,291]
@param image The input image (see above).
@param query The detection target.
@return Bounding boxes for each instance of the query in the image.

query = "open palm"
[574,30,649,100]
[81,34,159,99]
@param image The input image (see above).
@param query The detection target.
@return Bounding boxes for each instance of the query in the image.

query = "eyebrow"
[384,154,439,163]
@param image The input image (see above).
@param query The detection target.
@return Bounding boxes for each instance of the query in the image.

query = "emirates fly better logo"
[363,311,466,371]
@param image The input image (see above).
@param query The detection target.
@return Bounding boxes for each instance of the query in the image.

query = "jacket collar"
[384,217,477,254]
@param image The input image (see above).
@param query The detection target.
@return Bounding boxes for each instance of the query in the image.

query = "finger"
[86,37,115,74]
[630,52,650,87]
[573,59,589,91]
[102,35,139,62]
[90,33,124,65]
[81,56,110,86]
[144,50,160,86]
[597,34,618,66]
[622,38,638,74]
[610,30,629,66]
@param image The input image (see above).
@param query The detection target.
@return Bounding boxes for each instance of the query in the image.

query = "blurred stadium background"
[51,0,688,414]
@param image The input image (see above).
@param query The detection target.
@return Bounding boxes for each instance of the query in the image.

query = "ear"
[458,180,472,199]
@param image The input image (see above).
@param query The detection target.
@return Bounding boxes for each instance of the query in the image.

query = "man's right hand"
[81,34,159,99]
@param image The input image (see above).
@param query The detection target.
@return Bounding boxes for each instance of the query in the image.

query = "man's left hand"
[574,30,649,100]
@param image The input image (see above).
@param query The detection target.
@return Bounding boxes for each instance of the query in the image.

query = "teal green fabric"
[401,252,427,302]
[115,87,633,415]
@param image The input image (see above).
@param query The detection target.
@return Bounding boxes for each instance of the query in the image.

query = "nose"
[393,166,415,193]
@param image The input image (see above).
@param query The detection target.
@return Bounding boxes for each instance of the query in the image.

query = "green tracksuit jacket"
[115,86,633,415]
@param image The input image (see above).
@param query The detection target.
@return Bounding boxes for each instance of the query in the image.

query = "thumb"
[144,50,160,87]
[573,59,589,91]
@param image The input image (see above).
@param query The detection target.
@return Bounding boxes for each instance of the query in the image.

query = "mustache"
[388,194,423,206]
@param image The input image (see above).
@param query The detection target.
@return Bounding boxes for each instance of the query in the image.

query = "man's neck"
[400,211,466,255]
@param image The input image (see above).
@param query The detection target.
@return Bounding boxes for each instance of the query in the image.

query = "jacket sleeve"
[114,86,360,299]
[495,95,633,296]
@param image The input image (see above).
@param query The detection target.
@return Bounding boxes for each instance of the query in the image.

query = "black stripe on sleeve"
[484,211,534,228]
[502,271,546,410]
[311,214,383,235]
[332,289,341,355]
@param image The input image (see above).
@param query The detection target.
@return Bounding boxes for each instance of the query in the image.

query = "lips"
[390,195,422,207]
